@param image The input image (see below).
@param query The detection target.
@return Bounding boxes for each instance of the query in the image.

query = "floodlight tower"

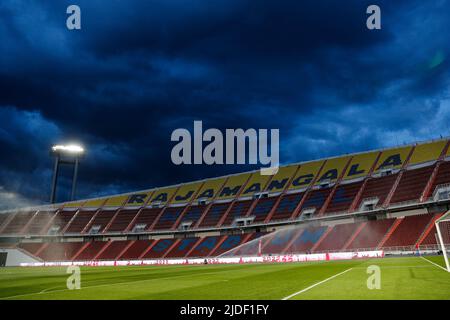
[50,144,85,203]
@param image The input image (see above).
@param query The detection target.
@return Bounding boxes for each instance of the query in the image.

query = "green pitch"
[0,256,449,300]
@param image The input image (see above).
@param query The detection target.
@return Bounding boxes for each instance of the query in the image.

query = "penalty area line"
[281,268,353,300]
[420,256,448,272]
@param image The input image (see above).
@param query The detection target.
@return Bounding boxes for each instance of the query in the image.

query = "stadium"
[0,138,449,300]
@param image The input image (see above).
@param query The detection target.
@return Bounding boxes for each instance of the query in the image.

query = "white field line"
[281,268,353,300]
[420,256,449,272]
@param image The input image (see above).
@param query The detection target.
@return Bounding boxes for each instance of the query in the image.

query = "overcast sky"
[0,0,450,209]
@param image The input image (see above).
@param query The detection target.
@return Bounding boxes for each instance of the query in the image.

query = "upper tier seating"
[107,210,139,232]
[1,211,35,234]
[430,161,450,197]
[23,211,55,235]
[0,213,9,229]
[382,214,434,248]
[152,207,183,230]
[269,193,303,222]
[51,210,76,234]
[390,166,434,204]
[249,198,277,223]
[356,174,398,209]
[220,200,252,226]
[178,206,205,228]
[198,203,229,227]
[325,182,363,214]
[65,210,95,233]
[300,188,332,212]
[128,208,161,232]
[84,210,116,234]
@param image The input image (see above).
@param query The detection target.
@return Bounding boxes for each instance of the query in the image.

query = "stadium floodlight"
[51,144,85,154]
[50,143,85,204]
[435,210,450,272]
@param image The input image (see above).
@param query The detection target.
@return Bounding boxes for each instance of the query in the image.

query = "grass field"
[0,256,449,300]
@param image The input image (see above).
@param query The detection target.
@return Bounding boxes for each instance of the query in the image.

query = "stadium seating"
[165,237,199,258]
[346,219,396,249]
[220,200,252,226]
[262,228,298,254]
[198,203,229,227]
[96,241,131,260]
[50,210,77,234]
[187,236,223,257]
[284,226,327,254]
[128,208,162,232]
[75,241,109,260]
[382,214,434,248]
[356,174,398,209]
[107,210,139,232]
[4,140,450,263]
[177,205,205,228]
[152,207,184,230]
[23,211,55,235]
[212,234,249,256]
[429,161,450,196]
[314,223,362,252]
[1,211,35,234]
[300,188,332,213]
[38,242,85,261]
[325,182,363,213]
[390,166,434,204]
[141,239,176,259]
[83,210,116,234]
[18,242,44,256]
[269,193,302,222]
[119,240,154,260]
[249,197,277,223]
[65,210,95,234]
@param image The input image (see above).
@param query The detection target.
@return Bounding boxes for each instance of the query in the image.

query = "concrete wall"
[0,248,41,267]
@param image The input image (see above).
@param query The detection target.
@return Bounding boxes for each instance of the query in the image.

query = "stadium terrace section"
[1,138,450,264]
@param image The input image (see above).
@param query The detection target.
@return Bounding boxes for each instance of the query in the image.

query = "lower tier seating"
[382,214,434,248]
[38,242,85,261]
[314,223,362,252]
[284,226,327,253]
[346,219,395,249]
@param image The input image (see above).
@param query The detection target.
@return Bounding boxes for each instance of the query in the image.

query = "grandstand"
[1,138,450,264]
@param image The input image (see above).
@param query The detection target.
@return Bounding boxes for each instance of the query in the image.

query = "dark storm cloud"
[0,0,450,208]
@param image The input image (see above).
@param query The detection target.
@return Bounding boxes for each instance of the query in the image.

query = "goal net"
[435,211,450,272]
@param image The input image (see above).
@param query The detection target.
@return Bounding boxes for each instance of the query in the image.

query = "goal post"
[435,210,450,272]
